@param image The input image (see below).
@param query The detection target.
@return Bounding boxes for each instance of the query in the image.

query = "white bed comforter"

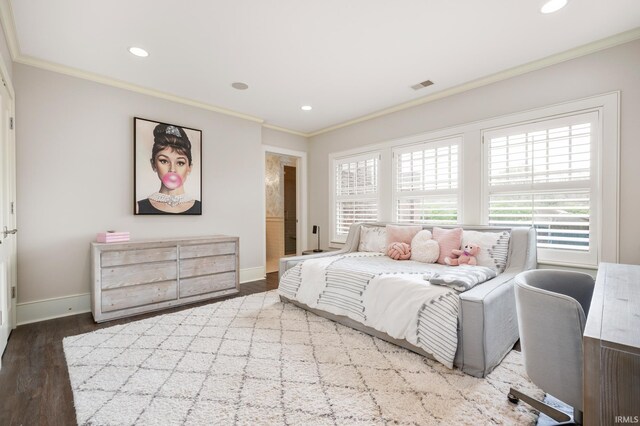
[279,253,496,368]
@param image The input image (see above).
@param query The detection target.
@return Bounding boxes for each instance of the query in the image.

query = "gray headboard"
[280,222,537,278]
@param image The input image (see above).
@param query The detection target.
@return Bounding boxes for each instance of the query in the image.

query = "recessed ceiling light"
[301,105,312,111]
[231,82,249,90]
[128,46,149,57]
[540,0,568,14]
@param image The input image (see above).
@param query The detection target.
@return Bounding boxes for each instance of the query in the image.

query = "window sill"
[537,260,598,271]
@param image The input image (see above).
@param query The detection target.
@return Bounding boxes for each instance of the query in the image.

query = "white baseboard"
[17,293,91,326]
[16,266,268,326]
[239,266,266,283]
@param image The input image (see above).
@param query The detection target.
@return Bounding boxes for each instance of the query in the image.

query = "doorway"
[263,146,307,274]
[283,165,296,255]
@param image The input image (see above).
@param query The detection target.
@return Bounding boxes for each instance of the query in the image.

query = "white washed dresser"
[91,235,239,322]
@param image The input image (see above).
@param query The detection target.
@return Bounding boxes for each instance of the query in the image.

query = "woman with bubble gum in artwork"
[136,123,202,214]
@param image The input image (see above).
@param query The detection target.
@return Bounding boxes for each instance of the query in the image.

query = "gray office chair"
[508,269,595,425]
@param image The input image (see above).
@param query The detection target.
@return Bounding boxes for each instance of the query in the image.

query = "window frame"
[392,136,463,225]
[330,151,381,243]
[482,110,602,267]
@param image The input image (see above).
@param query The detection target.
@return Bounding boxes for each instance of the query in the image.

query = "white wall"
[262,127,308,152]
[309,39,640,265]
[14,63,274,305]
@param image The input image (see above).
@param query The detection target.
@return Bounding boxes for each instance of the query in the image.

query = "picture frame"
[134,117,202,215]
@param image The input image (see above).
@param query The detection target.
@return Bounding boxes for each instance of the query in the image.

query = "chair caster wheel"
[507,393,519,404]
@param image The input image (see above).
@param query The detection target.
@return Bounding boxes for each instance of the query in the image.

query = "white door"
[0,76,16,368]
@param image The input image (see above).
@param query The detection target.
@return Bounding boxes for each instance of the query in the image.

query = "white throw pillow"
[358,226,387,253]
[461,230,510,273]
[410,230,440,263]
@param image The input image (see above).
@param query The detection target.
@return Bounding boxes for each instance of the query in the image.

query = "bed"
[278,223,537,378]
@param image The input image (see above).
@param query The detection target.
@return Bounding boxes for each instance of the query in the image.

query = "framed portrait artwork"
[134,117,202,215]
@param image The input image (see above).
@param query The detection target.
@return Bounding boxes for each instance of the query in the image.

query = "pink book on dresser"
[97,231,130,243]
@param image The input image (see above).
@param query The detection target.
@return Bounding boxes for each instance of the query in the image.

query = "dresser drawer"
[102,247,177,267]
[180,272,236,298]
[180,254,235,278]
[101,280,177,312]
[101,261,177,289]
[180,242,236,259]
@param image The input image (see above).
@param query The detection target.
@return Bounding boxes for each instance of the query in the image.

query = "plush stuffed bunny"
[444,243,480,266]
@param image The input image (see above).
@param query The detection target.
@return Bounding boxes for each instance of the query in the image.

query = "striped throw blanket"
[417,293,460,365]
[317,269,375,321]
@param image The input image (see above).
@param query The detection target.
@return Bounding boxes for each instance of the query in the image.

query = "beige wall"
[309,39,640,265]
[14,63,301,304]
[265,218,284,273]
[262,127,308,152]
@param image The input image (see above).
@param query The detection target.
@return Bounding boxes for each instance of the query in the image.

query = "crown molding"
[262,123,308,137]
[14,55,265,124]
[308,27,640,137]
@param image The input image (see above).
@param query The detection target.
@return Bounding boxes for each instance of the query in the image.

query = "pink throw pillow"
[387,242,411,260]
[433,227,463,265]
[385,225,422,248]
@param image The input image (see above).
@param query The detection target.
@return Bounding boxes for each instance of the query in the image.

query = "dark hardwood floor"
[0,273,279,426]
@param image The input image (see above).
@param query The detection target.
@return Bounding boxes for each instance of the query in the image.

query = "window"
[393,137,460,224]
[484,111,598,266]
[327,93,617,266]
[332,153,379,242]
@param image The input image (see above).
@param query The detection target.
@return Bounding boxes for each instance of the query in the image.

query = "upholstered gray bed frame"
[279,223,537,378]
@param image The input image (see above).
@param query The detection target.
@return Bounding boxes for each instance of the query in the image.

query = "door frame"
[261,145,307,265]
[0,51,16,339]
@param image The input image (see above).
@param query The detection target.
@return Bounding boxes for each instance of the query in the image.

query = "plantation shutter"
[334,153,379,239]
[394,138,460,224]
[485,111,598,264]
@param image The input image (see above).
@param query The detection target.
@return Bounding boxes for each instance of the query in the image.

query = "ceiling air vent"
[411,80,434,90]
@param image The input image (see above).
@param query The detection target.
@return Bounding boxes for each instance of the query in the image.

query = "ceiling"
[5,0,640,135]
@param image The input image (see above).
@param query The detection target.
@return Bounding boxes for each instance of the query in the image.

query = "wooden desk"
[583,263,640,426]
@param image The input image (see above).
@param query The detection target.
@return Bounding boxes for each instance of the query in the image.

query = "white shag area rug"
[64,290,543,425]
